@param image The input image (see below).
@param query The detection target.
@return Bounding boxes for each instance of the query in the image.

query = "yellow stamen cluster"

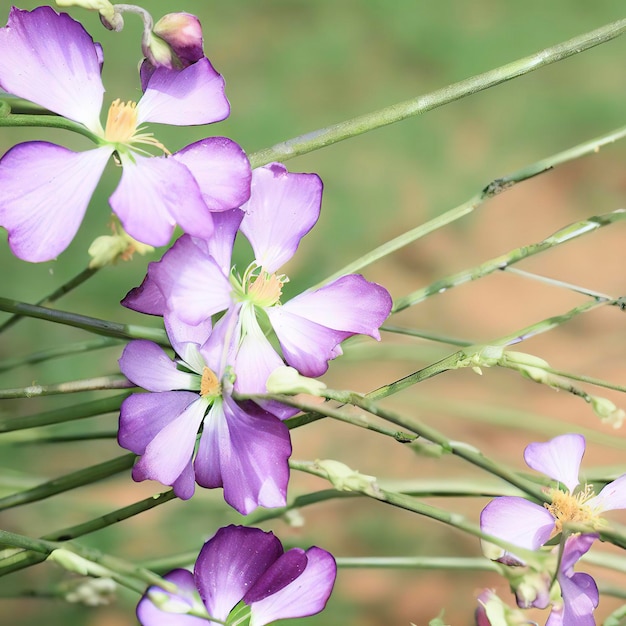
[200,366,220,398]
[546,484,600,533]
[248,273,284,307]
[104,99,139,143]
[103,99,170,154]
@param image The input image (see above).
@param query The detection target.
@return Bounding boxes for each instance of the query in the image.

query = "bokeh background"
[2,1,626,624]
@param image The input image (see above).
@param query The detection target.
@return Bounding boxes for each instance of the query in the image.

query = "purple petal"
[284,275,392,338]
[121,267,167,316]
[194,397,291,514]
[244,548,307,603]
[150,235,232,326]
[194,525,283,623]
[480,496,555,562]
[560,534,597,573]
[0,143,111,262]
[0,7,104,133]
[235,311,298,419]
[171,457,197,500]
[207,209,245,275]
[240,163,323,273]
[118,390,198,454]
[524,434,585,493]
[119,340,198,392]
[111,154,213,247]
[588,473,626,513]
[137,569,206,626]
[266,306,350,377]
[248,547,337,626]
[133,397,207,494]
[172,138,251,212]
[164,314,213,360]
[137,59,229,126]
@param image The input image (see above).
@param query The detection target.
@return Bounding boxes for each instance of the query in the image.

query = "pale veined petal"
[0,142,111,261]
[0,7,104,133]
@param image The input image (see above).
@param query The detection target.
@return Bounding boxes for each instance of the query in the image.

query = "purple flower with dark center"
[136,525,337,626]
[480,433,626,564]
[123,163,393,389]
[0,7,251,261]
[118,311,291,514]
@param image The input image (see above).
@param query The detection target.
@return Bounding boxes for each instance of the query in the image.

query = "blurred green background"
[2,1,626,625]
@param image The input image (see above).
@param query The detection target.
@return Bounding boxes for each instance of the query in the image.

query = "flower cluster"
[0,6,369,623]
[480,434,626,625]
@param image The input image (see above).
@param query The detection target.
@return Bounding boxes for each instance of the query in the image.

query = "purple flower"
[123,163,393,384]
[0,7,251,261]
[118,313,291,514]
[136,525,337,626]
[546,534,598,626]
[480,433,626,564]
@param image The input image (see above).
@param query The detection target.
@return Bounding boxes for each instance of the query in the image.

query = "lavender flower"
[480,433,626,563]
[136,525,337,626]
[118,312,291,514]
[123,163,393,389]
[0,7,250,261]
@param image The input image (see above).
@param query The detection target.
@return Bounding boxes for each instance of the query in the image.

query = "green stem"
[0,453,135,511]
[392,210,626,312]
[0,337,122,374]
[0,267,99,334]
[335,556,500,571]
[0,491,175,577]
[315,126,626,286]
[0,375,134,399]
[248,20,626,167]
[0,393,129,433]
[0,112,98,141]
[0,297,168,345]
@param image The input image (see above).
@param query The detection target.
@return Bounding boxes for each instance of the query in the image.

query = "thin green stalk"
[0,297,168,345]
[0,337,122,374]
[261,391,546,501]
[368,299,605,399]
[0,113,98,141]
[0,453,135,511]
[0,491,175,577]
[248,20,626,166]
[0,375,134,399]
[0,393,129,433]
[335,556,500,571]
[290,459,544,568]
[315,125,626,286]
[6,431,119,444]
[0,267,99,334]
[393,210,626,312]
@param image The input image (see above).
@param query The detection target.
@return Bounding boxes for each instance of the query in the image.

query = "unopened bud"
[48,549,110,578]
[590,396,625,428]
[315,459,380,496]
[266,366,327,396]
[65,577,117,606]
[88,224,153,268]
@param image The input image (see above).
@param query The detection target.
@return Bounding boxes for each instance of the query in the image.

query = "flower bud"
[590,395,625,428]
[140,13,204,88]
[315,459,379,495]
[48,549,110,578]
[88,225,153,268]
[65,577,117,606]
[266,366,327,396]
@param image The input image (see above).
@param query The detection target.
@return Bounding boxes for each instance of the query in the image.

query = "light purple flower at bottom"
[137,525,337,626]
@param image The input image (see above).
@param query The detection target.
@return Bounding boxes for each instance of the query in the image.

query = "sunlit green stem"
[336,556,500,571]
[316,126,626,286]
[0,375,134,399]
[249,21,626,166]
[0,112,98,140]
[0,490,175,577]
[0,337,121,374]
[0,297,168,344]
[0,266,99,334]
[393,210,626,312]
[0,393,129,433]
[290,459,543,568]
[370,300,605,399]
[0,453,135,511]
[0,529,172,594]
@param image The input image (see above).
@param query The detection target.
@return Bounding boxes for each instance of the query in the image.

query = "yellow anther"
[248,272,284,307]
[200,366,220,398]
[546,484,599,533]
[104,99,139,143]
